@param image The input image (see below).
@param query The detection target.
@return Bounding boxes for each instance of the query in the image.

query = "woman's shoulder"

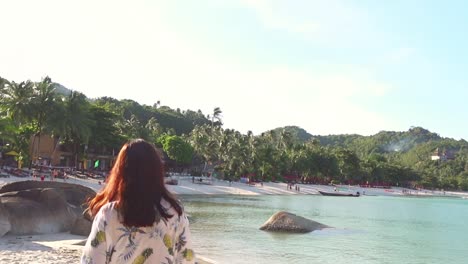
[161,198,185,216]
[97,201,118,216]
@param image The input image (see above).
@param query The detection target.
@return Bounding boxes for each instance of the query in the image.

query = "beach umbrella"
[5,150,19,156]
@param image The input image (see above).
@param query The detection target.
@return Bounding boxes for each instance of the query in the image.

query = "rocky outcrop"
[260,211,329,233]
[0,181,96,237]
[70,217,92,236]
[0,200,11,237]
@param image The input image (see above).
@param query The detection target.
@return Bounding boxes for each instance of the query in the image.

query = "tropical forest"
[1,76,467,190]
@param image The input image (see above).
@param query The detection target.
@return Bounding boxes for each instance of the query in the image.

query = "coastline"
[1,174,467,264]
[168,176,468,199]
[2,173,467,198]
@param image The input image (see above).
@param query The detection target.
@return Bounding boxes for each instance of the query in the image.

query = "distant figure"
[334,187,337,192]
[82,139,195,263]
[192,176,195,183]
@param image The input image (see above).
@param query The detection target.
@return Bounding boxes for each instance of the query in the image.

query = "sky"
[1,0,467,140]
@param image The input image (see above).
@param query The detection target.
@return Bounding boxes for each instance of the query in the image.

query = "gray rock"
[0,180,95,208]
[1,188,74,234]
[0,200,11,237]
[70,217,92,236]
[260,211,329,233]
[0,181,96,237]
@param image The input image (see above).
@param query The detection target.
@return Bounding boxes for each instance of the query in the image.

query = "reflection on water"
[182,195,468,264]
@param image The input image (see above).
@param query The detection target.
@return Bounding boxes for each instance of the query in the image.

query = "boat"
[318,190,360,197]
[194,177,213,185]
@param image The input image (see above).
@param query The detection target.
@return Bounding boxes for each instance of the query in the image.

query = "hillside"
[53,83,73,96]
[270,126,467,159]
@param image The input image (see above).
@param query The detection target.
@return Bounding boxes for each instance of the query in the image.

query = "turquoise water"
[182,195,468,264]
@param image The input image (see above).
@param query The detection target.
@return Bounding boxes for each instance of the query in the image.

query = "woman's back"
[81,200,195,264]
[81,139,194,264]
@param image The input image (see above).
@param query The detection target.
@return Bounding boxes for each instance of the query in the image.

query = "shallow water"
[182,195,468,264]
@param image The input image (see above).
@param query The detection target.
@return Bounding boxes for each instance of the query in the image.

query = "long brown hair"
[87,139,182,227]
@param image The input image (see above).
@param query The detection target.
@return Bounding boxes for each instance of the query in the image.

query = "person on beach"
[81,139,195,264]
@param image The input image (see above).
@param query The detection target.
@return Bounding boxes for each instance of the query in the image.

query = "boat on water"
[318,190,360,197]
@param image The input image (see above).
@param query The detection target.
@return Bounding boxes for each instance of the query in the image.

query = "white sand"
[0,233,84,264]
[1,174,467,263]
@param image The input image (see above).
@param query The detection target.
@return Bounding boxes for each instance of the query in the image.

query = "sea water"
[182,195,468,264]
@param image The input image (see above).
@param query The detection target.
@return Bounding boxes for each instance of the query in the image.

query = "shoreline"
[170,177,468,198]
[2,174,467,198]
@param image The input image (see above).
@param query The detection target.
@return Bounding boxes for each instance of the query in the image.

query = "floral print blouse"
[81,201,195,264]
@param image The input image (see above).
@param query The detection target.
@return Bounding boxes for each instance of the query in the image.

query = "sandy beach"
[1,174,467,264]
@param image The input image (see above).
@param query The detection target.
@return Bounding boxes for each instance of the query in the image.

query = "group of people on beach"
[31,168,68,182]
[287,183,300,192]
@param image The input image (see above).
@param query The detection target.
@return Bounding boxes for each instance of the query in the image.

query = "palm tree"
[189,124,224,173]
[125,114,143,139]
[153,100,161,109]
[58,91,94,168]
[211,107,222,129]
[0,79,38,167]
[0,117,15,142]
[30,77,60,165]
[145,117,163,141]
[0,79,35,126]
[188,124,210,171]
[0,77,7,91]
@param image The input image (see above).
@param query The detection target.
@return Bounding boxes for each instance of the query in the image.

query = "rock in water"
[260,211,329,233]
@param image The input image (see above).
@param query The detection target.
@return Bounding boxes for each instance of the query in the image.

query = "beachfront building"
[29,134,116,170]
[29,134,62,166]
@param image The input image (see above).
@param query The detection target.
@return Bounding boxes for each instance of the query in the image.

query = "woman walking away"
[81,139,195,264]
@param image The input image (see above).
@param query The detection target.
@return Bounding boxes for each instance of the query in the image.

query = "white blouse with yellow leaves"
[81,201,195,264]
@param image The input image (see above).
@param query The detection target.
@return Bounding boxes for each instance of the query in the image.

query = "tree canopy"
[1,76,467,190]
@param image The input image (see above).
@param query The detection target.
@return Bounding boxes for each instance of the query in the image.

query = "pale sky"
[1,0,467,140]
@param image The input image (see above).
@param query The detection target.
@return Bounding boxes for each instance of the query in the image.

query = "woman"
[81,139,195,264]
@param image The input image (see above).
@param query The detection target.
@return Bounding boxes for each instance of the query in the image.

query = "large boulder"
[0,181,96,237]
[0,200,11,237]
[70,217,92,236]
[260,211,330,233]
[0,180,95,207]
